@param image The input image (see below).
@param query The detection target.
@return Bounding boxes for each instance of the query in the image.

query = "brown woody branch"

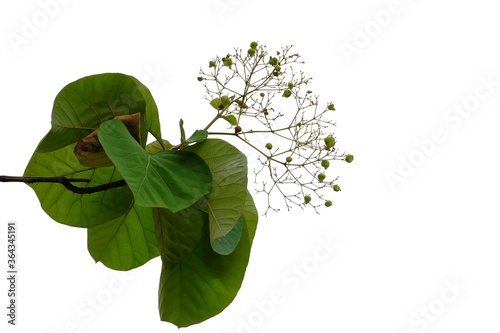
[0,176,127,194]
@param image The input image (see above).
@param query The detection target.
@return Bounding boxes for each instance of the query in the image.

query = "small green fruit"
[269,57,278,66]
[307,90,312,94]
[222,56,232,67]
[286,156,293,163]
[221,95,231,107]
[324,136,335,148]
[282,89,292,98]
[328,103,335,111]
[209,60,216,68]
[288,82,294,89]
[345,154,354,163]
[273,70,280,77]
[325,200,332,207]
[197,76,204,82]
[250,41,258,49]
[248,48,256,57]
[260,92,265,97]
[304,195,312,204]
[321,160,330,169]
[265,143,273,150]
[317,173,326,182]
[333,185,341,192]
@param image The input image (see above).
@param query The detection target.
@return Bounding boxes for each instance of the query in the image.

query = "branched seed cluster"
[198,42,353,215]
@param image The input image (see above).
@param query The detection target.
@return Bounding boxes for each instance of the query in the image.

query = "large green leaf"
[156,191,258,327]
[154,202,206,267]
[24,143,133,228]
[36,73,161,152]
[87,202,159,271]
[98,119,212,212]
[186,139,248,255]
[129,75,163,144]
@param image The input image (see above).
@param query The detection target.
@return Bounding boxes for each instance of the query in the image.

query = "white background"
[1,0,500,332]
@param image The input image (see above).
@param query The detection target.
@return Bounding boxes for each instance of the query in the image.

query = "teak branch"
[0,176,127,194]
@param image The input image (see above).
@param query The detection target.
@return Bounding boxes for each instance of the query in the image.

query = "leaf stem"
[203,113,222,132]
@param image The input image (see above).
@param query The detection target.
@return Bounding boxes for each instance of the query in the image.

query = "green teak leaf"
[87,202,159,271]
[154,203,205,267]
[211,215,243,255]
[98,119,212,212]
[186,130,208,144]
[24,144,133,228]
[37,73,161,152]
[223,115,238,126]
[186,139,248,255]
[156,191,258,327]
[129,75,163,144]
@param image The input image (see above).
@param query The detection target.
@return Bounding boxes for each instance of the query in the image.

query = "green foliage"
[156,191,258,327]
[186,139,248,255]
[22,72,254,327]
[36,73,161,152]
[11,41,352,328]
[98,119,212,212]
[24,143,134,227]
[186,129,209,143]
[87,203,159,270]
